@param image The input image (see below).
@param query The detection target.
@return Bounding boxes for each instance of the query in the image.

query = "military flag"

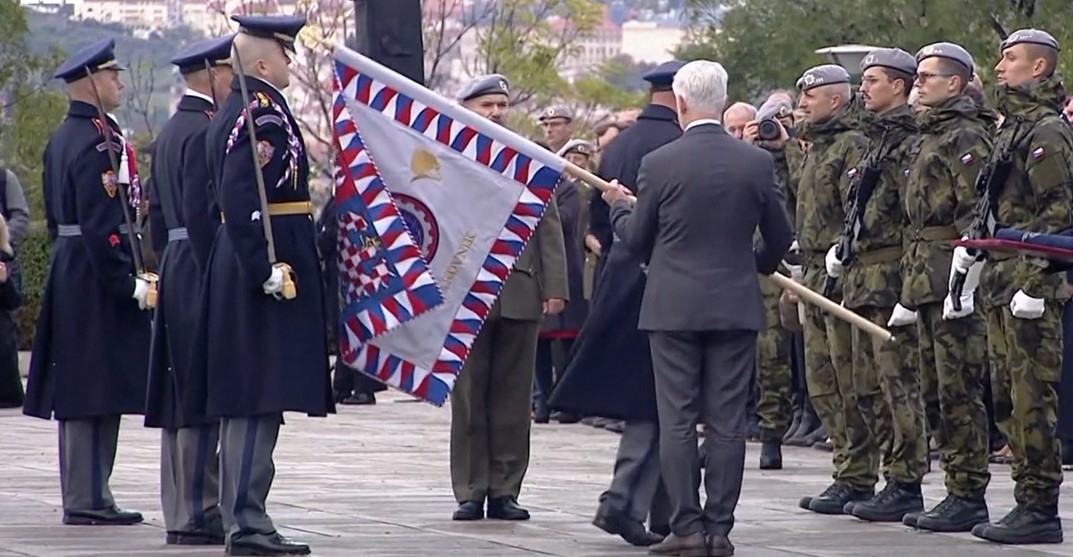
[957,228,1073,266]
[331,44,566,405]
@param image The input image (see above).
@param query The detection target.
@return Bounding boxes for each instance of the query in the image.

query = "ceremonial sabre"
[563,162,896,344]
[85,67,158,308]
[229,46,297,300]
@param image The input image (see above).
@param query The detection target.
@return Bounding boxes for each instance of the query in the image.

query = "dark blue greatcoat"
[23,101,152,420]
[183,77,333,422]
[548,104,680,422]
[144,94,217,429]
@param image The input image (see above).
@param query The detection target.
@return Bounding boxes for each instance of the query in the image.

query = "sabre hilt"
[274,262,297,300]
[139,272,159,309]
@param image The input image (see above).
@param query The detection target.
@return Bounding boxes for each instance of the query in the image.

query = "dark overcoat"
[144,94,216,429]
[183,77,333,421]
[24,101,152,420]
[548,103,680,421]
[540,181,588,337]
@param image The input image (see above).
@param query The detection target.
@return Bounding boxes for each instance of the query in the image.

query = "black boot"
[802,482,873,515]
[786,408,820,447]
[783,395,804,442]
[850,481,923,522]
[487,496,530,520]
[971,504,1063,544]
[747,418,761,442]
[915,494,989,532]
[759,441,782,470]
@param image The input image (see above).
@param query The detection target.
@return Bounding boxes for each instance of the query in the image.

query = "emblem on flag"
[331,44,566,404]
[960,153,975,165]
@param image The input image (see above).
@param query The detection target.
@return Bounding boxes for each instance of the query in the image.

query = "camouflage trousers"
[756,324,793,442]
[984,303,1064,506]
[852,306,928,484]
[803,304,877,489]
[917,303,991,498]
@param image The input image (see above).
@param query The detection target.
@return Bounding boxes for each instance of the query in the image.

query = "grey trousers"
[599,420,668,526]
[650,330,755,538]
[58,416,121,512]
[161,424,222,533]
[219,415,281,543]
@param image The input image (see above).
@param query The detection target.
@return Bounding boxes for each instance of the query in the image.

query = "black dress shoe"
[487,496,530,520]
[340,393,375,405]
[592,510,664,546]
[167,529,226,545]
[226,533,310,556]
[63,506,143,525]
[0,400,21,409]
[452,500,484,520]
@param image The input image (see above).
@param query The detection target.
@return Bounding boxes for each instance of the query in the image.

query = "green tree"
[680,0,1073,101]
[0,0,66,218]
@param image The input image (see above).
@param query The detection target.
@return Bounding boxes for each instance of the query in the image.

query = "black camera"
[755,98,792,141]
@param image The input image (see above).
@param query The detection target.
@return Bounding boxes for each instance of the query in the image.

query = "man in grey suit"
[603,60,794,557]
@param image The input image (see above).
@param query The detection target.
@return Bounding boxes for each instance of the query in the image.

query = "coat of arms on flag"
[331,44,566,405]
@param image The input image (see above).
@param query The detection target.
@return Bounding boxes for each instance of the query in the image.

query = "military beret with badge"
[915,42,975,73]
[457,73,511,102]
[796,64,850,92]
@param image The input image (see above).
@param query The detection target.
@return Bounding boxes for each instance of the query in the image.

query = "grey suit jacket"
[610,123,793,332]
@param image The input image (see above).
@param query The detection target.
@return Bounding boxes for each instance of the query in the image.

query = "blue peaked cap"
[171,34,236,74]
[231,15,306,53]
[54,37,126,82]
[642,60,685,89]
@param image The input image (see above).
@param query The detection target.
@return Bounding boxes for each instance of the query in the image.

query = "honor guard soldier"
[143,34,235,546]
[956,28,1073,545]
[23,38,152,526]
[899,42,994,533]
[792,64,873,515]
[450,74,569,522]
[824,48,929,522]
[538,104,574,153]
[185,15,332,556]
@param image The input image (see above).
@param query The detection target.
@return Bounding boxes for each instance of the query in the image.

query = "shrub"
[15,220,50,349]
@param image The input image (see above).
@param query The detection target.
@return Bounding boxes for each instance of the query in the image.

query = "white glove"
[942,293,974,320]
[132,277,150,310]
[825,244,844,278]
[789,240,799,253]
[263,266,285,297]
[952,244,978,273]
[1010,289,1045,319]
[887,303,918,327]
[783,262,804,281]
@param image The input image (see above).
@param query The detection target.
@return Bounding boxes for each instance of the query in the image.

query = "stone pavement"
[1,393,1071,557]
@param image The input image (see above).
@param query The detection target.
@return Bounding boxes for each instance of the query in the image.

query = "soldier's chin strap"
[83,66,158,308]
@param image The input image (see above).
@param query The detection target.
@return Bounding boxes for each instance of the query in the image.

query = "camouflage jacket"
[796,111,867,296]
[979,75,1073,308]
[842,104,917,309]
[901,95,994,308]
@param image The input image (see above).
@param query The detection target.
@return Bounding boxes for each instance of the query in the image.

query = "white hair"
[672,60,728,115]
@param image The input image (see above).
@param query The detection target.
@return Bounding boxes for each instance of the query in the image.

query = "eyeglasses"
[916,71,956,82]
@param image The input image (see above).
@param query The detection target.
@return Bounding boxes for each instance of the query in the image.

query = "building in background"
[620,20,684,64]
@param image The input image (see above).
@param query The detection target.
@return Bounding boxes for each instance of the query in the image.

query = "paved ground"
[1,390,1072,557]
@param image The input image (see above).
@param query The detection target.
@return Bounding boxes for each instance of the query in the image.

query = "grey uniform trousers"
[161,423,222,533]
[58,416,121,512]
[219,415,282,544]
[599,420,671,529]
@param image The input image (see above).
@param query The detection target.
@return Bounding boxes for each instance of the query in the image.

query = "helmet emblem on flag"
[410,148,442,183]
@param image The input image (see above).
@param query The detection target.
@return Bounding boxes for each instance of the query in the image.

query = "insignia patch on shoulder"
[254,91,271,107]
[101,170,118,198]
[1032,146,1045,159]
[256,140,274,167]
[847,168,858,179]
[960,153,975,165]
[107,233,120,248]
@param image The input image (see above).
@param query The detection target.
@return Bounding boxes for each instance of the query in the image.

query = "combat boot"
[850,481,923,522]
[971,504,1063,544]
[806,482,873,515]
[783,394,803,442]
[759,441,782,470]
[785,409,820,447]
[914,494,989,532]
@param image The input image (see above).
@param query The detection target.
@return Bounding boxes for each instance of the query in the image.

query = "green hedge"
[16,221,50,349]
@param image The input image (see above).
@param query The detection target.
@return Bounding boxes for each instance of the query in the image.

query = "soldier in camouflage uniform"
[899,43,995,533]
[958,29,1072,545]
[825,48,928,523]
[791,65,873,515]
[741,102,797,470]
